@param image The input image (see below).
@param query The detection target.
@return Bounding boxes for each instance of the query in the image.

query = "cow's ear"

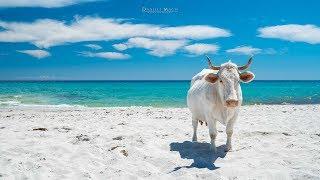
[205,73,219,84]
[240,71,255,83]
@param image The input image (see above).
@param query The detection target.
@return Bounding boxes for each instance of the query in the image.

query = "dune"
[0,104,319,179]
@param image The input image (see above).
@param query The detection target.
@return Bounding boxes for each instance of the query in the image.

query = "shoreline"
[0,104,319,179]
[1,102,320,109]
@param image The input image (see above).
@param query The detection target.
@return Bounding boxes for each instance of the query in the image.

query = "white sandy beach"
[0,105,319,179]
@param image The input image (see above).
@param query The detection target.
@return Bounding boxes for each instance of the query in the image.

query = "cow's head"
[204,56,255,108]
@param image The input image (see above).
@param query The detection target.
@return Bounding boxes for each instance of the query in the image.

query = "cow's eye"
[220,80,223,83]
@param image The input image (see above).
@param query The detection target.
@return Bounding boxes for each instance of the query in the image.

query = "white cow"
[187,56,255,152]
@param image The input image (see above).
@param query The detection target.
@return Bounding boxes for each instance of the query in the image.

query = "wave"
[0,100,86,108]
[0,100,21,106]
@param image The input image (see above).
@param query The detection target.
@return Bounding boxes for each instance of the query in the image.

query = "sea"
[0,81,319,107]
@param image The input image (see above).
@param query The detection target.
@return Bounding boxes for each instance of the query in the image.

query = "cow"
[187,56,255,152]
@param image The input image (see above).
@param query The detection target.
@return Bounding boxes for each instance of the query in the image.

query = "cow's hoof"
[192,137,197,142]
[225,145,232,152]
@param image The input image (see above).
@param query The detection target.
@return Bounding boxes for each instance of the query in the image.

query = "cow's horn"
[206,55,220,70]
[238,56,253,71]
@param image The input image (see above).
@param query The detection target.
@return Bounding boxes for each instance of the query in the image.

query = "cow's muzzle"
[226,99,239,107]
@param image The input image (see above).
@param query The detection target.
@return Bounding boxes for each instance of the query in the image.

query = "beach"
[1,0,320,179]
[0,104,319,179]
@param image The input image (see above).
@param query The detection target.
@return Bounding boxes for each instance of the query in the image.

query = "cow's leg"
[192,116,198,142]
[226,119,235,152]
[208,118,217,153]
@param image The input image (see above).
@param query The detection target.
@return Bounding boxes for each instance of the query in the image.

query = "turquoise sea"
[0,81,319,107]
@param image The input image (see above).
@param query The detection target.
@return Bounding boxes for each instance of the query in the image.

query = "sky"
[0,0,320,80]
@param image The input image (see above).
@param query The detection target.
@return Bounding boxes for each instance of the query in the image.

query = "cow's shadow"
[169,141,227,171]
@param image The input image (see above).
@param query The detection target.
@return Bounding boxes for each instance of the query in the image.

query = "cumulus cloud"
[112,43,128,51]
[113,37,188,57]
[80,51,130,60]
[258,24,320,44]
[17,50,51,59]
[0,17,231,48]
[226,46,261,55]
[184,43,219,55]
[0,0,99,8]
[84,44,102,50]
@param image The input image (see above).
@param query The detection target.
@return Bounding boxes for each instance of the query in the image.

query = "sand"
[0,104,319,179]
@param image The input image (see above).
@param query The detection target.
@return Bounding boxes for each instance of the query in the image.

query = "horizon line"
[0,80,319,82]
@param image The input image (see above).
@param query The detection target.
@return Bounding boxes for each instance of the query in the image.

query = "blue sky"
[0,0,320,80]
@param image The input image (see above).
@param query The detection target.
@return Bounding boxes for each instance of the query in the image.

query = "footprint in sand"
[54,126,72,133]
[72,134,90,144]
[120,149,128,157]
[32,127,48,131]
[112,136,124,140]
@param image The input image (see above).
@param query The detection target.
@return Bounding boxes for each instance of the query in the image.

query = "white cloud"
[184,43,219,55]
[0,0,99,8]
[112,43,128,51]
[113,37,188,57]
[0,17,231,48]
[84,44,102,50]
[226,46,261,55]
[258,24,320,44]
[263,48,277,55]
[80,51,130,60]
[17,50,51,59]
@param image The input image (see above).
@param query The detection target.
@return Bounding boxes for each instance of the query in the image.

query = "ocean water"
[0,81,319,107]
